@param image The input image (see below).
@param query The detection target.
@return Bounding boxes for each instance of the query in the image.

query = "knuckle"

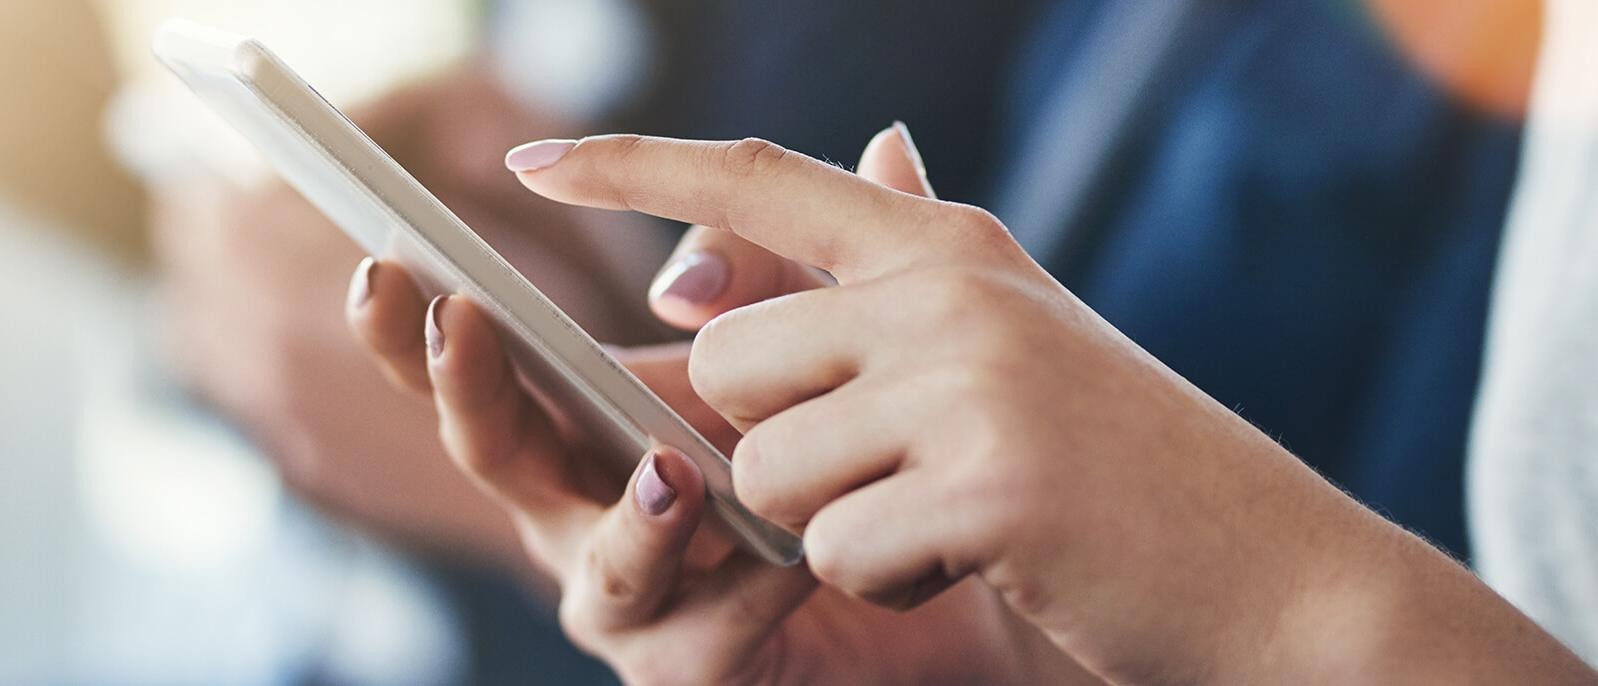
[964,407,1010,460]
[554,544,647,648]
[914,267,999,321]
[593,552,642,607]
[583,134,653,212]
[947,205,1014,249]
[907,268,1033,354]
[941,204,1023,262]
[730,428,780,519]
[441,421,515,482]
[909,366,1011,464]
[685,346,722,413]
[943,455,1008,513]
[719,137,791,179]
[950,205,1008,238]
[452,451,516,490]
[686,310,743,409]
[576,133,650,172]
[606,133,650,162]
[801,516,851,589]
[943,463,1032,558]
[555,593,603,654]
[939,369,1010,448]
[985,558,1057,621]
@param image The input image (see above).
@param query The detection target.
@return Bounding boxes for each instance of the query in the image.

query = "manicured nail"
[649,251,730,306]
[892,121,933,196]
[349,257,377,308]
[505,139,577,172]
[426,295,448,358]
[635,451,676,516]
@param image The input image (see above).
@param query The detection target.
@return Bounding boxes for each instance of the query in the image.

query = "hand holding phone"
[154,19,802,565]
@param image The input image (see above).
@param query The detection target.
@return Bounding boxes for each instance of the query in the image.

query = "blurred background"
[0,2,493,684]
[0,0,1542,684]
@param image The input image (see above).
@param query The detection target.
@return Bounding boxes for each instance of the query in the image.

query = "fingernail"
[635,451,677,516]
[892,121,932,194]
[505,139,578,172]
[649,251,731,306]
[426,295,449,358]
[350,257,377,308]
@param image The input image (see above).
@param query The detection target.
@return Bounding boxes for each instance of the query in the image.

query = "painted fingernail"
[426,295,449,358]
[892,121,932,193]
[505,139,578,172]
[349,257,377,308]
[649,251,731,306]
[635,451,677,516]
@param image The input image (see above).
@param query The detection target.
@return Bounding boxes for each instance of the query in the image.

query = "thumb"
[857,122,936,199]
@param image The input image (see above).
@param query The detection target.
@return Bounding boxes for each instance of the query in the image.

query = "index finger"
[507,135,946,282]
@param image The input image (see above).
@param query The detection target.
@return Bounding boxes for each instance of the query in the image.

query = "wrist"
[1148,441,1413,684]
[1226,493,1587,684]
[1240,507,1422,683]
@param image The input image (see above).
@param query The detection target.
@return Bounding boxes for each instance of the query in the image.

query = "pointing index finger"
[508,135,942,282]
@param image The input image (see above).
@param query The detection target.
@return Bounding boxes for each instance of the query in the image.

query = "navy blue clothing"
[993,0,1521,559]
[417,5,1039,683]
[661,0,1518,559]
[621,0,1041,206]
[432,2,1521,681]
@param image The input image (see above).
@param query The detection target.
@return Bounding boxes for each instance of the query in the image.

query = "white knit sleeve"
[1468,0,1598,666]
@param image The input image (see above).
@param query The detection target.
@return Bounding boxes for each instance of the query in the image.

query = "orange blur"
[1365,0,1543,119]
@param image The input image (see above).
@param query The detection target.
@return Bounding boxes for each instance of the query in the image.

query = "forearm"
[1176,424,1596,683]
[1258,513,1595,684]
[1016,422,1597,685]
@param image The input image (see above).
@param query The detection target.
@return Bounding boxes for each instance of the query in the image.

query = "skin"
[154,0,1542,591]
[352,129,1100,684]
[352,127,1598,684]
[170,2,1563,679]
[150,65,668,575]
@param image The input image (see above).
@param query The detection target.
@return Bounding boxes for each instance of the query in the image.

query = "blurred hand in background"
[150,64,671,576]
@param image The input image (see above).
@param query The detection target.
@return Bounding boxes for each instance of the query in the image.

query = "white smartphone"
[153,19,803,566]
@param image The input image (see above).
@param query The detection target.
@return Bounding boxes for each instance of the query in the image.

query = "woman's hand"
[349,127,1098,685]
[149,64,675,574]
[504,128,1593,684]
